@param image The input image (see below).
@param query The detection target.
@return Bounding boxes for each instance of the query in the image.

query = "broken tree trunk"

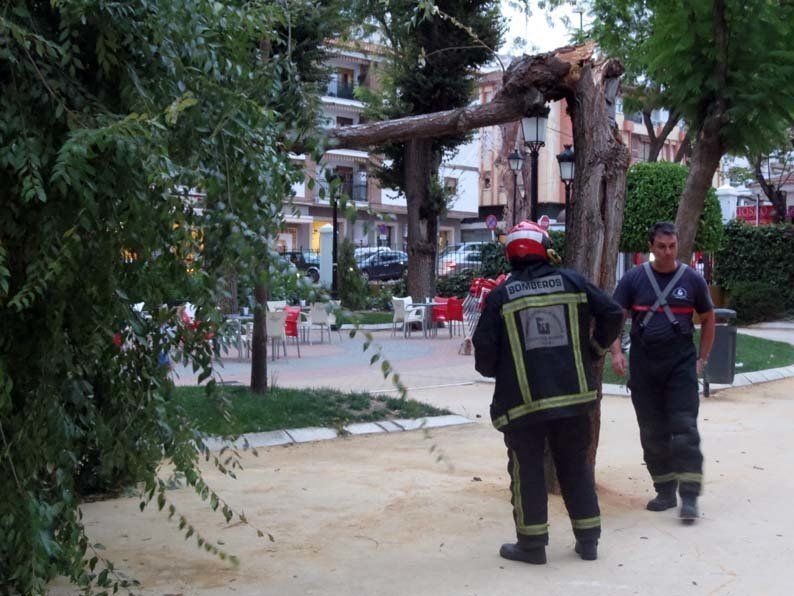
[564,57,631,475]
[323,41,629,488]
[326,44,597,150]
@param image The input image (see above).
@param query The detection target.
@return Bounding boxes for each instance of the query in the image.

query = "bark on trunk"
[643,109,680,163]
[675,0,729,261]
[754,157,789,222]
[674,135,691,164]
[405,138,439,300]
[250,281,268,394]
[559,58,630,481]
[674,126,723,262]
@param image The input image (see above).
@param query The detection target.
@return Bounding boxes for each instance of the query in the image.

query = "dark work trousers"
[628,333,703,497]
[503,415,601,548]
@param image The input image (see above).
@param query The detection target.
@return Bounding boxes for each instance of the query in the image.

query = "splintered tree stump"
[321,41,629,491]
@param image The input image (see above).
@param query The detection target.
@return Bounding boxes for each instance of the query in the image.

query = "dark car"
[282,251,320,283]
[356,250,407,281]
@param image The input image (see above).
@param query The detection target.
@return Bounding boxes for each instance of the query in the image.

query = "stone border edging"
[476,363,794,396]
[203,414,474,451]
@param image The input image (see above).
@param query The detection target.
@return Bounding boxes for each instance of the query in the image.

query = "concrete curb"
[339,323,393,331]
[202,414,475,451]
[476,363,794,396]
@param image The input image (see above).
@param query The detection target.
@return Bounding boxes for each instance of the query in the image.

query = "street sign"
[538,215,551,230]
[485,214,498,230]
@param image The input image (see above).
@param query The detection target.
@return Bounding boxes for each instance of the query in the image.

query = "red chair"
[432,296,449,336]
[284,306,301,357]
[445,297,464,338]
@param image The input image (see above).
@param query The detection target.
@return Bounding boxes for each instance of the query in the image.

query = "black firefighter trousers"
[503,414,600,548]
[629,333,704,497]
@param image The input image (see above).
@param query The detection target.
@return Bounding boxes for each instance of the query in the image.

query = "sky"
[499,2,590,56]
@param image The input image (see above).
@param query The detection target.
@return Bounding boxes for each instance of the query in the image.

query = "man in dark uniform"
[474,220,623,564]
[610,221,715,523]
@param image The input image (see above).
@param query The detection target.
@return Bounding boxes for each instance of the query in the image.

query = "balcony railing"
[326,79,356,100]
[315,181,368,203]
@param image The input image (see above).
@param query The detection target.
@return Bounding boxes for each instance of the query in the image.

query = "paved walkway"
[174,320,794,399]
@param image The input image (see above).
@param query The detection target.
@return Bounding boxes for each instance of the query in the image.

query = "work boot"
[679,494,698,524]
[499,543,547,565]
[574,540,598,561]
[646,484,677,511]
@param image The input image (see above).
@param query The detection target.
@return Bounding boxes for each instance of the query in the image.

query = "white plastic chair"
[392,296,424,337]
[307,302,336,344]
[241,322,254,359]
[266,300,287,311]
[265,310,288,360]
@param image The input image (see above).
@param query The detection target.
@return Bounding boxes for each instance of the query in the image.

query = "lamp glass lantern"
[507,149,524,173]
[521,109,549,149]
[556,144,575,183]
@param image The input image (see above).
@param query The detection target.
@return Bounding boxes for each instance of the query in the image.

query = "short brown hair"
[648,221,677,244]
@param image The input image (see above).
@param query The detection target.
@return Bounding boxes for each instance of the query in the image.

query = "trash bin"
[704,308,737,385]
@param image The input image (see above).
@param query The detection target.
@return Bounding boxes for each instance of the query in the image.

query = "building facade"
[278,41,480,254]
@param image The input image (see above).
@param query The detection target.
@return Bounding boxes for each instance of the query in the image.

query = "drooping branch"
[325,43,597,150]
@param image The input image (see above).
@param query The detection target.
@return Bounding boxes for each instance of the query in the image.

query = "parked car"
[437,245,483,276]
[281,251,320,283]
[354,246,392,261]
[356,250,407,281]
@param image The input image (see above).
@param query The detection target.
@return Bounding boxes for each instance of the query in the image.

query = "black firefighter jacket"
[473,261,624,432]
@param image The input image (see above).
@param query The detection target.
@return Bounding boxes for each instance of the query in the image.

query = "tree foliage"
[0,0,335,591]
[620,162,722,252]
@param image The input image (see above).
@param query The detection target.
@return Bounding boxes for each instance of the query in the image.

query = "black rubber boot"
[646,483,677,511]
[679,494,698,524]
[574,540,598,561]
[499,543,547,565]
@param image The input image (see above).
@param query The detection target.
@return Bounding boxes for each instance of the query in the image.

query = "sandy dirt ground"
[50,377,794,596]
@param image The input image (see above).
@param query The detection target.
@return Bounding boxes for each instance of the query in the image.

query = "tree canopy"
[0,0,340,591]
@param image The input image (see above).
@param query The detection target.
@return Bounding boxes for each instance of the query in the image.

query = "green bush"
[365,281,396,310]
[436,270,476,297]
[714,221,794,321]
[621,162,723,252]
[549,230,566,262]
[481,242,509,277]
[728,282,789,324]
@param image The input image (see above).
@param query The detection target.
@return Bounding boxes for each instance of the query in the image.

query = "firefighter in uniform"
[473,221,623,564]
[610,222,715,523]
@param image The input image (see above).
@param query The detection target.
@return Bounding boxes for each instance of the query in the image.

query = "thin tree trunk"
[643,109,681,163]
[753,156,789,222]
[405,138,439,300]
[250,281,268,394]
[674,0,729,261]
[674,135,691,163]
[674,125,723,262]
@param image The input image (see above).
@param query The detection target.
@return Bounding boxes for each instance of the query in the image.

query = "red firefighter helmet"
[505,220,551,262]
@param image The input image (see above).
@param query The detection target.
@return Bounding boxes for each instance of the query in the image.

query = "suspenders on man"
[611,222,715,524]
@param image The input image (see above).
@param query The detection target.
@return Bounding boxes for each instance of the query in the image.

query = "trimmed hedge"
[714,221,794,322]
[621,162,723,252]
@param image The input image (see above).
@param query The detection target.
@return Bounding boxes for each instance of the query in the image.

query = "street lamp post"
[556,144,575,204]
[521,105,550,222]
[328,173,341,299]
[507,149,525,226]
